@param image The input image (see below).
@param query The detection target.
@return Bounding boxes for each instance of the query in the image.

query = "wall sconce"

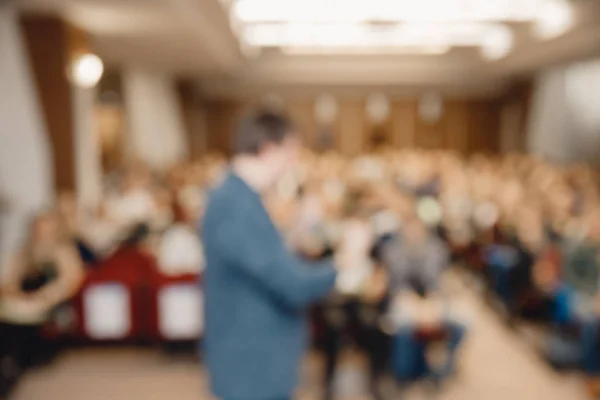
[69,53,104,89]
[480,25,514,61]
[534,0,574,40]
[365,92,390,125]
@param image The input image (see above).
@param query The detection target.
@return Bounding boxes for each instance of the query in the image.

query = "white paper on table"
[158,284,203,340]
[83,283,131,339]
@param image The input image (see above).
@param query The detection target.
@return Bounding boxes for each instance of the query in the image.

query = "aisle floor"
[10,276,591,400]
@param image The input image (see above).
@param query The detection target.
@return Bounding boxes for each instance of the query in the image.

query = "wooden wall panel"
[364,107,394,151]
[177,80,198,160]
[337,99,365,156]
[203,96,502,156]
[286,100,317,147]
[96,105,125,172]
[415,105,446,150]
[498,81,533,154]
[96,72,125,172]
[444,101,470,154]
[468,101,500,154]
[205,101,246,155]
[205,101,231,154]
[21,16,75,191]
[391,100,417,148]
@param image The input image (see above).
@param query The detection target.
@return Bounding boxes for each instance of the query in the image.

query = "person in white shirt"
[157,199,204,277]
[107,174,158,231]
[81,201,123,259]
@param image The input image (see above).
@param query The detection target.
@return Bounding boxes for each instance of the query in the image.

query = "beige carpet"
[10,275,591,400]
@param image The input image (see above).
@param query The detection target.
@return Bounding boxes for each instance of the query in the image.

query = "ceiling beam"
[502,26,600,76]
[168,0,243,72]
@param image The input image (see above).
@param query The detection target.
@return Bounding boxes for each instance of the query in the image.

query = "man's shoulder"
[204,176,254,226]
[205,176,238,210]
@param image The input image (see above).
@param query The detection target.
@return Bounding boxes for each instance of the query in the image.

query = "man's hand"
[361,267,389,303]
[333,220,374,294]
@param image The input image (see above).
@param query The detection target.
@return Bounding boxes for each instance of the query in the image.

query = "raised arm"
[210,211,337,310]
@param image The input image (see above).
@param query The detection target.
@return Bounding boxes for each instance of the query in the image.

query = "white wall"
[527,59,600,164]
[122,69,188,170]
[73,86,103,210]
[0,4,54,262]
[499,101,523,154]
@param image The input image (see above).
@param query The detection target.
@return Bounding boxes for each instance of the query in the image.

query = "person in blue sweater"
[202,110,340,400]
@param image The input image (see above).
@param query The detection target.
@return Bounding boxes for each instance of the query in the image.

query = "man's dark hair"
[232,110,295,155]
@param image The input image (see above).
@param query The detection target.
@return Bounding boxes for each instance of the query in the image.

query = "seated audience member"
[106,171,158,231]
[289,183,336,255]
[151,187,175,234]
[1,212,85,316]
[545,208,600,378]
[0,212,84,366]
[203,153,227,187]
[157,201,205,277]
[439,186,473,258]
[484,204,542,316]
[351,155,387,185]
[320,190,390,400]
[396,152,440,198]
[505,205,555,319]
[177,175,206,218]
[81,201,123,260]
[382,214,465,383]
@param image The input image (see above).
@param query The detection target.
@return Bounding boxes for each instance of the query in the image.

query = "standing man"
[202,110,339,400]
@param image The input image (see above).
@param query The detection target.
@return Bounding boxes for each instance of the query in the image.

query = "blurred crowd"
[2,146,600,396]
[265,147,600,396]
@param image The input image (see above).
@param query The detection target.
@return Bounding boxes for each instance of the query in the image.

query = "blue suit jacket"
[202,172,337,400]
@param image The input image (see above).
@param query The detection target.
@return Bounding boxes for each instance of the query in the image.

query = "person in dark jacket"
[202,110,339,400]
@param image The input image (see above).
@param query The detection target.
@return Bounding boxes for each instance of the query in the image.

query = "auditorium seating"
[73,247,154,342]
[5,148,600,389]
[147,272,203,342]
[70,246,203,344]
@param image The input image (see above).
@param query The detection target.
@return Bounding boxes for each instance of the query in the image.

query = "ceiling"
[18,0,242,74]
[17,0,600,98]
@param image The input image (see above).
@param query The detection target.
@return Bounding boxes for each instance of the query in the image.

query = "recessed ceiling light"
[280,45,450,55]
[533,0,574,39]
[480,26,514,60]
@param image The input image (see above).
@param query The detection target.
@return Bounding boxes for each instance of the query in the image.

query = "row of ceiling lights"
[223,0,575,60]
